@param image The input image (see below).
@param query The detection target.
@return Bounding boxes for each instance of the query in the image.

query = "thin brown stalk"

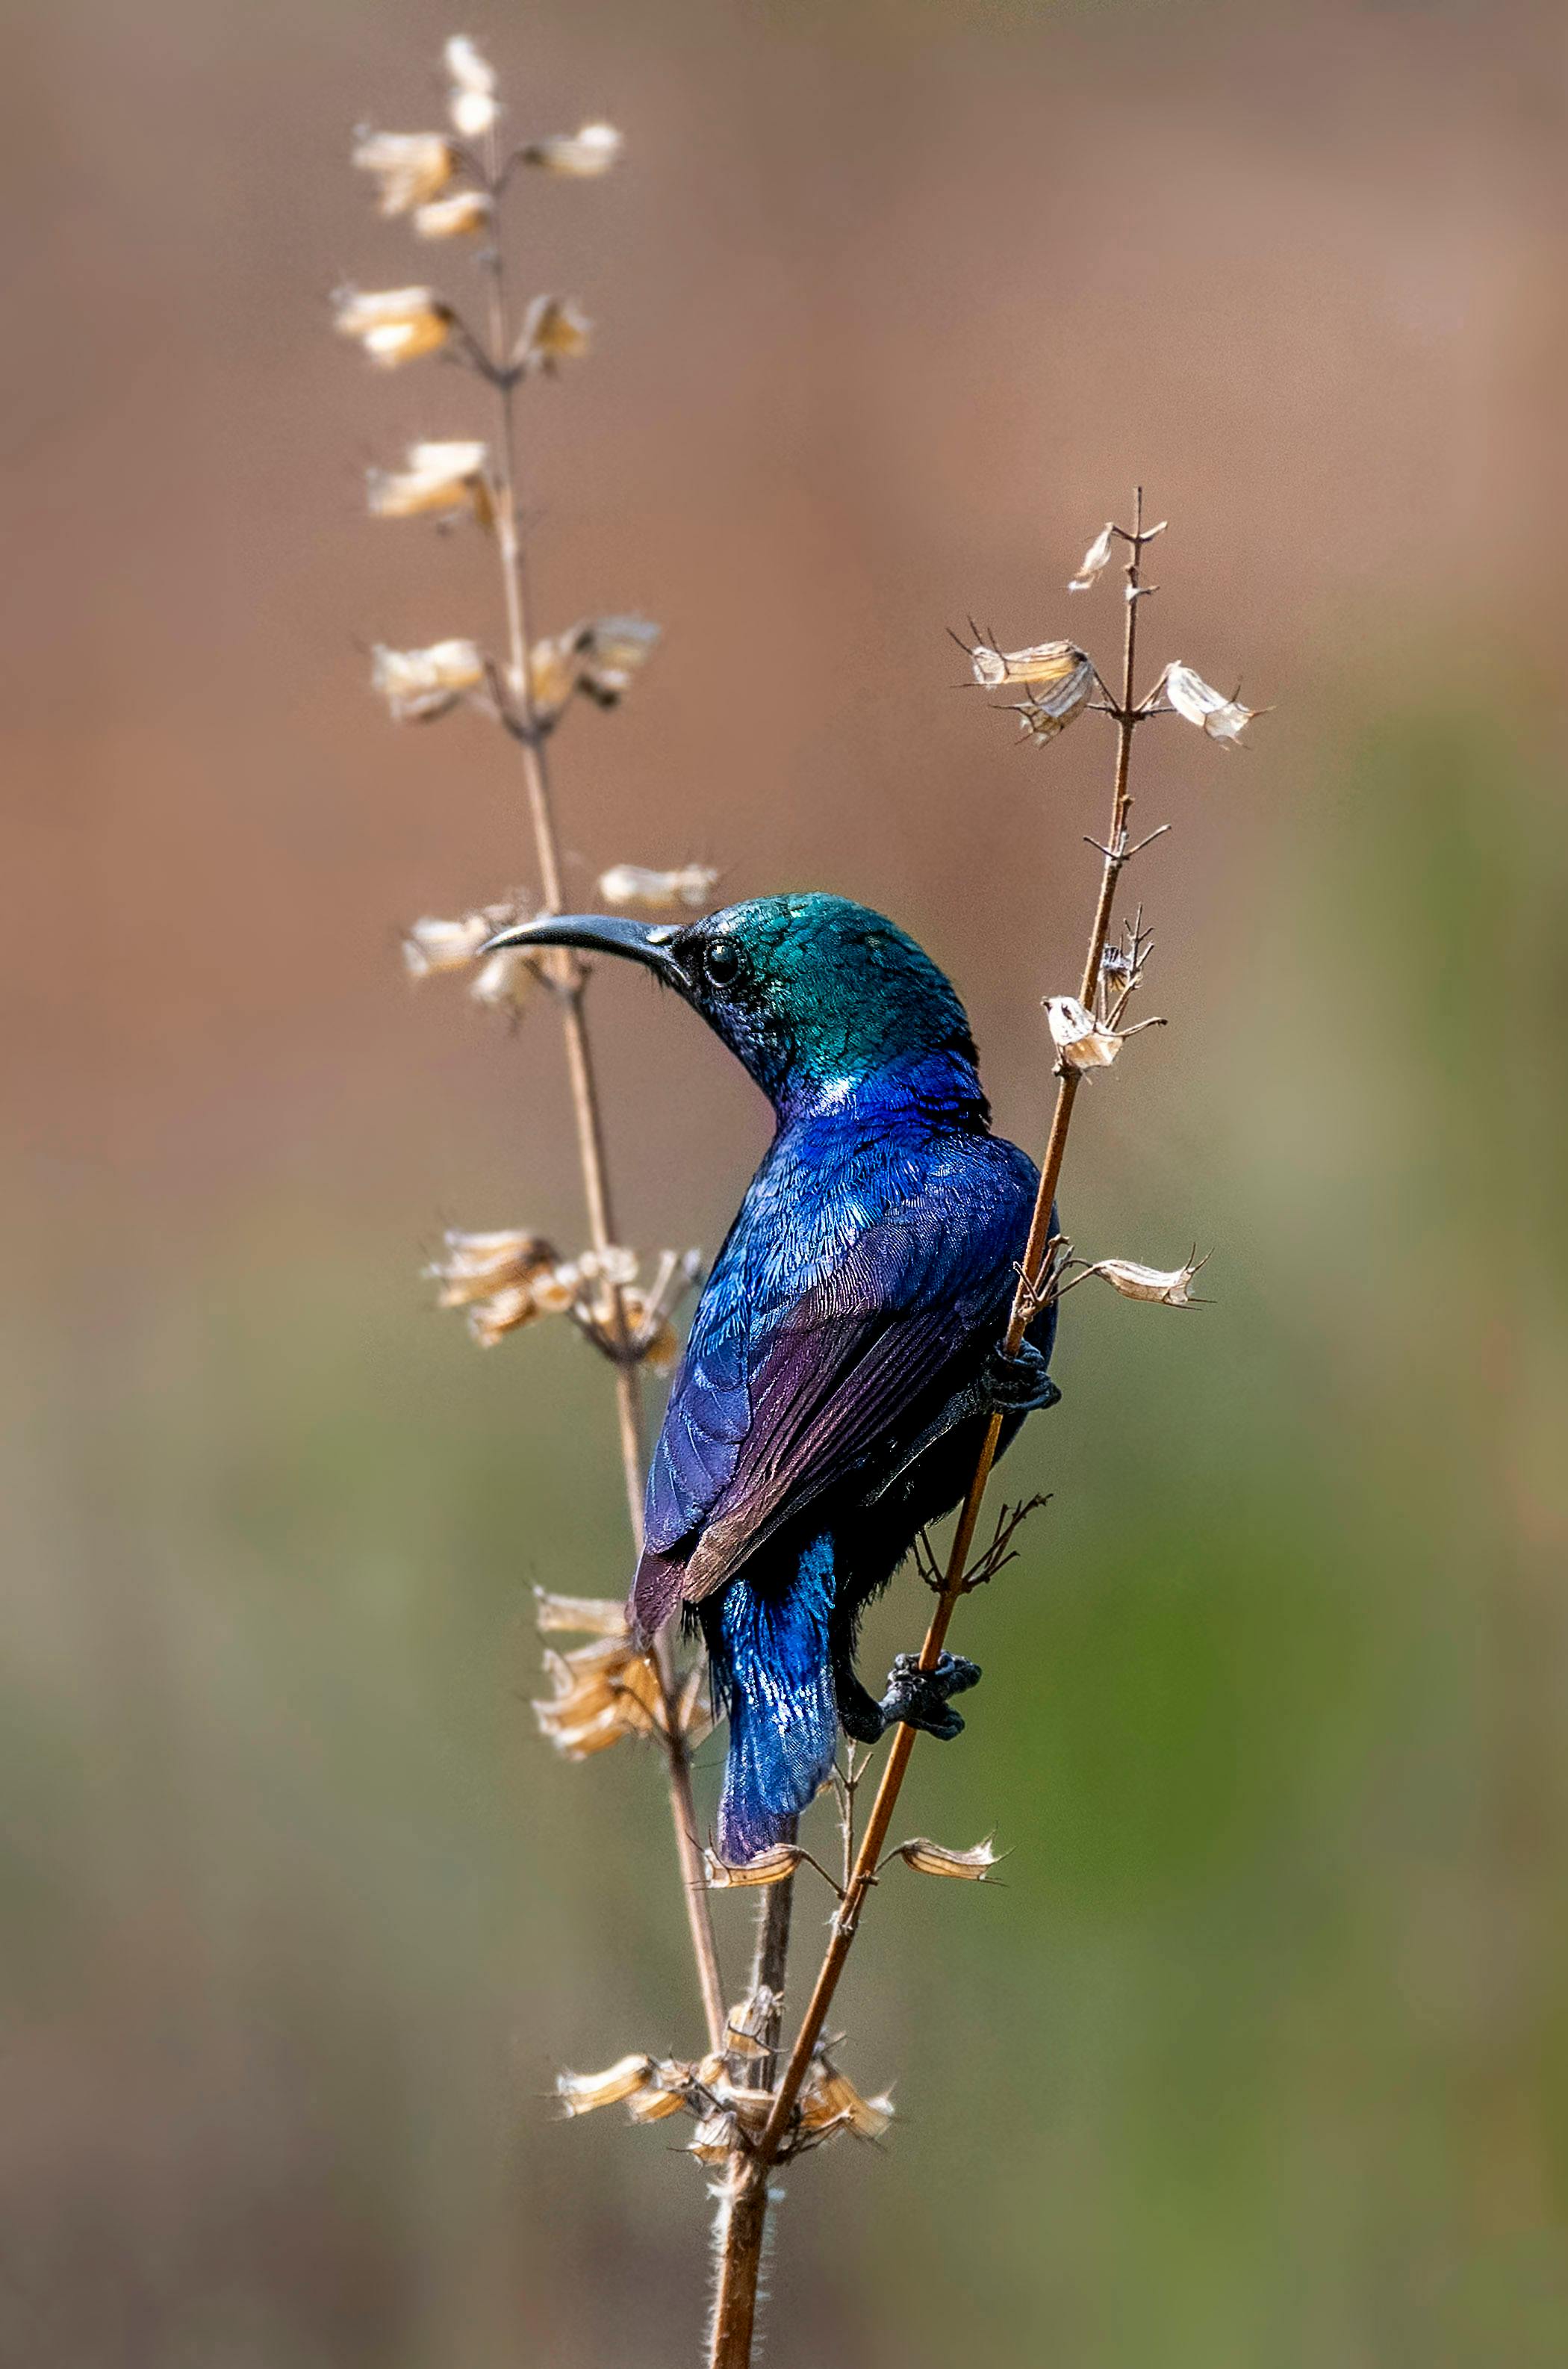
[708,491,1162,2364]
[476,153,726,2053]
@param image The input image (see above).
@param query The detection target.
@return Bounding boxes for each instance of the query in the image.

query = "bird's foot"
[985,1340,1061,1414]
[878,1649,981,1742]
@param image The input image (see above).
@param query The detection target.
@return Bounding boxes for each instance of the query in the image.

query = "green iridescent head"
[485,892,981,1111]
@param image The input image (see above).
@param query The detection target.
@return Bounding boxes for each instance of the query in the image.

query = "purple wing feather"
[629,1141,1032,1638]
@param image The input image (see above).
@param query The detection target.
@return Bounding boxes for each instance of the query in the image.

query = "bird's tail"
[708,1533,838,1866]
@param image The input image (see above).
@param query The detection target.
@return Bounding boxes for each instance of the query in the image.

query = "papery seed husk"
[444,34,497,93]
[1088,1255,1209,1307]
[401,913,494,978]
[626,2083,691,2123]
[522,123,623,177]
[703,1843,803,1889]
[897,1836,999,1880]
[352,131,456,216]
[534,1589,631,1639]
[799,2058,894,2141]
[414,190,492,238]
[688,2112,740,2164]
[1011,655,1095,743]
[469,946,538,1015]
[970,637,1088,689]
[1068,522,1116,591]
[557,2053,654,2114]
[598,863,718,912]
[1162,662,1257,743]
[1045,996,1121,1069]
[465,1283,539,1344]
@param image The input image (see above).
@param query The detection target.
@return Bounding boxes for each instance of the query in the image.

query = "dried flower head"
[578,615,661,704]
[796,2050,894,2145]
[333,284,452,367]
[526,617,659,721]
[401,903,520,979]
[426,1228,558,1309]
[1068,522,1117,592]
[1160,662,1258,744]
[1011,655,1097,745]
[724,1989,781,2061]
[1086,1251,1211,1307]
[444,34,499,140]
[535,1633,665,1757]
[372,638,486,721]
[367,438,491,524]
[556,2054,656,2117]
[703,1843,804,1890]
[516,294,591,374]
[413,188,493,239]
[521,122,623,177]
[469,944,542,1017]
[597,863,719,913]
[534,1589,631,1640]
[965,635,1090,692]
[351,130,456,216]
[626,2072,695,2124]
[688,2111,741,2166]
[1045,994,1123,1069]
[896,1836,1000,1881]
[523,627,582,718]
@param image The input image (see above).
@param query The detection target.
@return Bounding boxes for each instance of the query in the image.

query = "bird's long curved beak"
[479,911,688,987]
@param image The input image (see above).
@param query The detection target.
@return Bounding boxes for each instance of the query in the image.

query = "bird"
[485,893,1060,1863]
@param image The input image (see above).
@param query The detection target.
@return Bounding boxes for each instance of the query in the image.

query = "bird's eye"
[702,940,741,987]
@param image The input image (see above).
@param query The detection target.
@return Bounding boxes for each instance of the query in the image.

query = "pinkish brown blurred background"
[7,1,1567,2364]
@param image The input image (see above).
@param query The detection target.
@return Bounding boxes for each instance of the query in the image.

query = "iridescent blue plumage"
[488,894,1058,1861]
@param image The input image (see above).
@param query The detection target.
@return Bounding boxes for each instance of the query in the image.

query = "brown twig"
[706,489,1166,2364]
[474,133,726,2055]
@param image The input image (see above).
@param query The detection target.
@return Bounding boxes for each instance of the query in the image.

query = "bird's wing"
[632,1143,1032,1629]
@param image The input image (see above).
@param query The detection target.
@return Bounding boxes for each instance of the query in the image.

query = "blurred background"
[7,0,1567,2361]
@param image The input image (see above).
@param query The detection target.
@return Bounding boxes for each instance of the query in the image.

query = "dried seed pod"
[372,639,486,721]
[533,1636,664,1757]
[401,909,509,979]
[688,2111,740,2165]
[1068,522,1117,592]
[1086,1252,1210,1308]
[426,1229,557,1308]
[469,945,541,1017]
[1045,995,1122,1069]
[1160,661,1258,744]
[703,1844,804,1890]
[351,131,457,217]
[367,440,491,524]
[1010,652,1096,744]
[626,2078,693,2124]
[413,190,493,239]
[521,122,623,177]
[896,1836,1000,1880]
[556,2054,655,2116]
[333,285,452,368]
[797,2052,894,2143]
[597,863,718,913]
[514,294,591,374]
[534,1589,631,1640]
[444,34,498,140]
[966,635,1088,691]
[577,616,661,703]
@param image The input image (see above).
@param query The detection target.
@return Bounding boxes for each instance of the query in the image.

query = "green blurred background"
[8,0,1567,2361]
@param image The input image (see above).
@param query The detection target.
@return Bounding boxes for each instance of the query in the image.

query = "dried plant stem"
[708,491,1160,2365]
[478,208,726,2054]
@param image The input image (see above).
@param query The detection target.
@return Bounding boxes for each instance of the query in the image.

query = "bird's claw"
[985,1340,1061,1414]
[878,1649,981,1742]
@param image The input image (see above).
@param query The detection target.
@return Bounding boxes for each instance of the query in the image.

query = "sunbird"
[487,895,1060,1862]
